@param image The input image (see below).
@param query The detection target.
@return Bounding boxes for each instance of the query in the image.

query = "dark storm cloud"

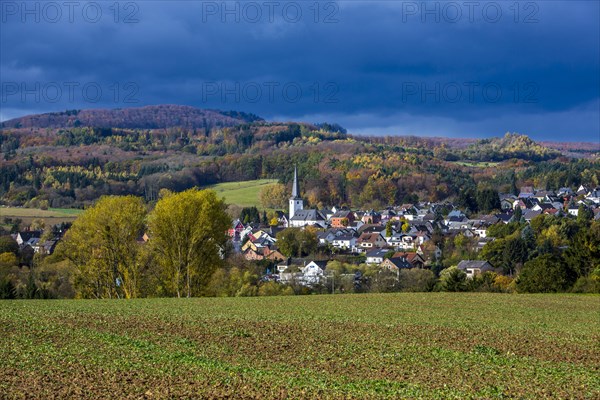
[1,0,598,141]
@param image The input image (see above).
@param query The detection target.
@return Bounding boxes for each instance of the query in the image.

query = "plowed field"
[1,293,598,399]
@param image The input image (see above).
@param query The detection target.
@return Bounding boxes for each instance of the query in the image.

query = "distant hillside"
[461,132,561,161]
[541,140,600,159]
[1,106,597,211]
[0,105,263,130]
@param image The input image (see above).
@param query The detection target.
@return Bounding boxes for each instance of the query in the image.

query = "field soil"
[1,293,599,399]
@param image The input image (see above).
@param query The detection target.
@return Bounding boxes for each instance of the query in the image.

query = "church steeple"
[291,165,300,199]
[289,165,303,220]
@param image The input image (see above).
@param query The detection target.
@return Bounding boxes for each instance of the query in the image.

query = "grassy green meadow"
[205,179,278,208]
[1,293,598,399]
[0,207,83,229]
[0,207,83,218]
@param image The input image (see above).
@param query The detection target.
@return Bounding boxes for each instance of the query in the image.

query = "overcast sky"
[1,1,599,141]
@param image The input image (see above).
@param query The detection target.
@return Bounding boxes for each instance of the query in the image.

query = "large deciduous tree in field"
[61,196,146,299]
[148,189,230,297]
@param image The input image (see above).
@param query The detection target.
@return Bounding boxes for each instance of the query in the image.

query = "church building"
[288,166,327,228]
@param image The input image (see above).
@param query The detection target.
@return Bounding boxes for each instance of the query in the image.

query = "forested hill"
[0,105,263,130]
[460,133,561,161]
[1,106,598,210]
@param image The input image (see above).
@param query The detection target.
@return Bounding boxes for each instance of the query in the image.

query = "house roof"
[366,249,388,257]
[278,258,328,268]
[383,257,412,269]
[331,210,353,219]
[26,238,40,246]
[537,203,555,211]
[244,247,265,256]
[393,252,424,265]
[422,213,436,221]
[41,240,58,251]
[358,224,384,233]
[495,213,513,222]
[317,231,333,239]
[265,249,286,261]
[523,210,542,220]
[334,235,356,241]
[358,232,384,242]
[447,210,465,218]
[230,220,245,230]
[387,234,405,241]
[558,187,574,194]
[327,228,356,236]
[535,190,555,197]
[306,260,328,270]
[17,231,42,242]
[409,221,433,232]
[363,209,381,216]
[290,209,326,221]
[457,260,493,270]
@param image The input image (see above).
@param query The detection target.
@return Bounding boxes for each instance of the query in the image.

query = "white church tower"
[289,165,303,219]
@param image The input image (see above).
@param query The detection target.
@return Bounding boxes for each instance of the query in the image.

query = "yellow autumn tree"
[61,195,146,299]
[259,183,288,209]
[148,189,230,298]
